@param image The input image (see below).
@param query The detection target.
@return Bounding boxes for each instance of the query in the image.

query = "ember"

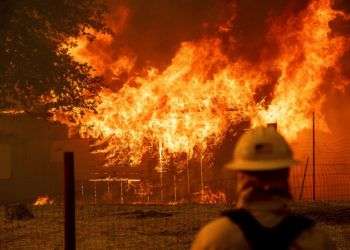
[33,196,54,206]
[194,187,227,204]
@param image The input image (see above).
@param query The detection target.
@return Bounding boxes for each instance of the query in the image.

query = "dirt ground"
[0,202,349,250]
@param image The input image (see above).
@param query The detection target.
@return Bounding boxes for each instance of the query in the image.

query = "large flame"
[54,0,349,168]
[253,0,348,136]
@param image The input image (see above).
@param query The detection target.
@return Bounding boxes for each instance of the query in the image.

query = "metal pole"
[120,180,123,204]
[200,154,204,202]
[64,152,76,250]
[160,169,163,202]
[312,112,316,201]
[160,162,163,202]
[94,182,97,204]
[81,183,84,200]
[186,155,191,201]
[174,175,177,203]
[299,157,309,200]
[159,143,163,203]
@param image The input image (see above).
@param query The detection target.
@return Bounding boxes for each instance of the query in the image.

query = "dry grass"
[0,202,349,249]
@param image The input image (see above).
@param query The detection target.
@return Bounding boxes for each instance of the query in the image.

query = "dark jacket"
[191,197,334,250]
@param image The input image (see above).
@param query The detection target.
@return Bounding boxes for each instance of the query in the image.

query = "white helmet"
[226,126,297,171]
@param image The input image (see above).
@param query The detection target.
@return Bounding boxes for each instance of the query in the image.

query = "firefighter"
[191,126,334,250]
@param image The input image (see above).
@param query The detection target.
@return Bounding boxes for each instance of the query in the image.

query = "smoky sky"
[107,0,229,69]
[103,0,350,67]
[331,0,350,87]
[333,0,350,12]
[221,0,311,62]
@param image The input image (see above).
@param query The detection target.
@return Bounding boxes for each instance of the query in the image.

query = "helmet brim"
[225,159,299,171]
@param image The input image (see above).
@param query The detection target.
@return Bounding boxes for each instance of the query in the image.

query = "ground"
[0,202,349,249]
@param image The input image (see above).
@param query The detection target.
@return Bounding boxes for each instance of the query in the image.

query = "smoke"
[331,0,350,71]
[105,0,229,68]
[332,0,350,12]
[220,0,311,63]
[323,0,350,148]
[104,0,314,68]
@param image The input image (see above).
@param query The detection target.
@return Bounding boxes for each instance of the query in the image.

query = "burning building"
[51,0,350,201]
[2,0,350,203]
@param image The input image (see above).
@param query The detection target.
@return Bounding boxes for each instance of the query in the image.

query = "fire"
[194,187,227,204]
[58,39,259,166]
[67,28,115,77]
[33,195,54,206]
[54,0,349,168]
[253,0,348,137]
[66,5,133,81]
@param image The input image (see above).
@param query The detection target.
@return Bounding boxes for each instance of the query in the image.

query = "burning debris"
[33,196,54,206]
[194,187,227,204]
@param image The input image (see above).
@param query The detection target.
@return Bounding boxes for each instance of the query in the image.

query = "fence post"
[64,152,76,250]
[299,157,309,200]
[312,112,316,201]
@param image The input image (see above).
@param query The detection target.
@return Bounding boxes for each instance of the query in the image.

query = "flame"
[0,109,25,115]
[136,182,153,198]
[67,28,115,77]
[33,195,54,206]
[66,6,134,80]
[194,187,227,204]
[253,0,348,137]
[57,39,260,166]
[54,0,349,168]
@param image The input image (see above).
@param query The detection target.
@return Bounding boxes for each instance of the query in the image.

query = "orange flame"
[33,195,54,206]
[54,0,349,167]
[253,0,348,137]
[194,187,227,204]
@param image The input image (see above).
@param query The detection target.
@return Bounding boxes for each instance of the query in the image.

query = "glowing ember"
[194,187,227,204]
[53,0,349,169]
[33,196,54,206]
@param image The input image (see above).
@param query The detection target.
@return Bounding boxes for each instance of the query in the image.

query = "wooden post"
[312,112,316,201]
[64,152,76,250]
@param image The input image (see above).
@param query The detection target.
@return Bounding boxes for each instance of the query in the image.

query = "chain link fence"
[1,202,349,249]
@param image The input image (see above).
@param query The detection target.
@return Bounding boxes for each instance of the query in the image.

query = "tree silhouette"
[0,0,107,115]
